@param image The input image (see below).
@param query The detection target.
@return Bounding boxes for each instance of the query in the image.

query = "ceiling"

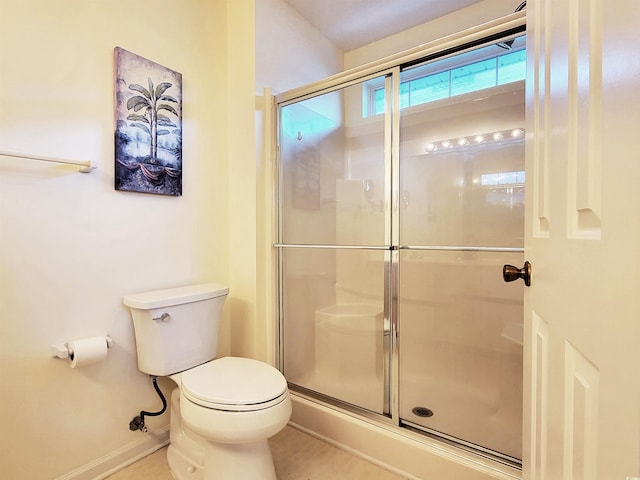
[283,0,486,51]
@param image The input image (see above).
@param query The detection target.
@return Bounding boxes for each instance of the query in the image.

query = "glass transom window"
[363,38,526,117]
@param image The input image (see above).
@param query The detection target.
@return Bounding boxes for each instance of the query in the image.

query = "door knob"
[503,261,531,286]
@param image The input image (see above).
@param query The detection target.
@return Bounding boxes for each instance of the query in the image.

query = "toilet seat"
[180,357,288,412]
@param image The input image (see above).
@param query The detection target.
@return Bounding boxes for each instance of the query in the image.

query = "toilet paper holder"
[51,335,114,359]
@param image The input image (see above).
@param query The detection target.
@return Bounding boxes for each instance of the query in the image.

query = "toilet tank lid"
[123,283,229,309]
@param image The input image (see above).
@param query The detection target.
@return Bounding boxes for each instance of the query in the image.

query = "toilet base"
[202,440,277,480]
[167,435,277,480]
[167,443,202,480]
[167,389,205,480]
[166,388,280,480]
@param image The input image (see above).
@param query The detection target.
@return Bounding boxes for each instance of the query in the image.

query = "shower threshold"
[400,420,522,470]
[288,383,522,472]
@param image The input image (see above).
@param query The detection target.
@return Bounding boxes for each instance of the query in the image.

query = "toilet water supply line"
[129,376,167,433]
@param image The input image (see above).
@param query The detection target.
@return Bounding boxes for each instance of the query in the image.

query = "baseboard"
[54,425,170,480]
[289,394,521,480]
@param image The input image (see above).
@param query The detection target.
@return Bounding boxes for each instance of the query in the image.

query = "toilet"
[123,283,291,480]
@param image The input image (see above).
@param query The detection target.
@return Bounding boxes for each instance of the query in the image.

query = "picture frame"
[114,47,182,196]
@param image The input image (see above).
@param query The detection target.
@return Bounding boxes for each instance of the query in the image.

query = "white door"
[524,1,640,479]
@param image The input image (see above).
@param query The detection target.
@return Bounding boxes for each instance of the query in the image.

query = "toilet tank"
[123,283,229,376]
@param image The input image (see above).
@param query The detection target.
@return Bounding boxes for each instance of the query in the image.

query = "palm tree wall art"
[114,47,182,196]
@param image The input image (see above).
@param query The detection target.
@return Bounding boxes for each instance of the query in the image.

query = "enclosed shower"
[275,23,526,465]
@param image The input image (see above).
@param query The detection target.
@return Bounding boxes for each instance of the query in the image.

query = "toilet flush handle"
[152,312,171,322]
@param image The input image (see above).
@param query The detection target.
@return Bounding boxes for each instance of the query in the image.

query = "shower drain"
[412,406,434,418]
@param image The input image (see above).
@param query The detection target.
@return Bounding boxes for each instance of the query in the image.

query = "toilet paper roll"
[68,336,108,368]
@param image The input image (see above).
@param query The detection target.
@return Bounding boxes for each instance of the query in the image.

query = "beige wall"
[227,0,258,359]
[0,0,255,479]
[255,0,343,94]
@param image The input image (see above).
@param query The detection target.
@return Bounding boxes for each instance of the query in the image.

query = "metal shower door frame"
[273,8,527,453]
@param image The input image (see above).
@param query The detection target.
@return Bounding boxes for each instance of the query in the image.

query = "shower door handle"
[503,261,531,287]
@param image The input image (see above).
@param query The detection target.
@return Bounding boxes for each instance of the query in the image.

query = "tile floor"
[107,425,410,479]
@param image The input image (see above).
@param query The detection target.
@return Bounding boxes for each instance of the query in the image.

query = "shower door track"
[401,419,523,469]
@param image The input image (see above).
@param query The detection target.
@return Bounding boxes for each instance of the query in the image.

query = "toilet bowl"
[123,284,291,480]
[168,357,291,480]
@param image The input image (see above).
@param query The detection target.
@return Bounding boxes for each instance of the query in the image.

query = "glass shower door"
[397,45,525,460]
[278,74,391,414]
[276,30,527,462]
